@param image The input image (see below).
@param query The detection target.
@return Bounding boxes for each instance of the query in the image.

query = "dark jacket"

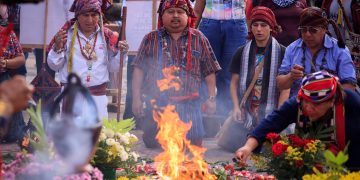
[250,89,360,170]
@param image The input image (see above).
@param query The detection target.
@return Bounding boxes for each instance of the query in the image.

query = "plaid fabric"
[134,27,220,140]
[0,26,22,59]
[133,27,220,99]
[298,71,338,103]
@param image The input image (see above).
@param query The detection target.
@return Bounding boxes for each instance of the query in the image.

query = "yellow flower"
[278,140,288,145]
[285,146,303,161]
[340,172,360,179]
[305,140,320,154]
[117,177,129,180]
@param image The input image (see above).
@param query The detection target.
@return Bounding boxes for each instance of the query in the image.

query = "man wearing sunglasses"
[276,7,356,99]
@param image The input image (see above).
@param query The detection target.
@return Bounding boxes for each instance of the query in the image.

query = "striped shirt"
[202,0,246,20]
[133,27,221,100]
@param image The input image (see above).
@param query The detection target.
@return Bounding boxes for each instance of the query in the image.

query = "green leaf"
[324,150,337,162]
[335,152,349,165]
[103,118,135,133]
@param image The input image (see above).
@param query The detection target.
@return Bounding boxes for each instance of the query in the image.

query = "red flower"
[272,142,288,156]
[302,139,315,150]
[266,133,280,143]
[327,143,340,155]
[224,164,235,175]
[288,134,305,147]
[295,160,304,168]
[314,163,324,173]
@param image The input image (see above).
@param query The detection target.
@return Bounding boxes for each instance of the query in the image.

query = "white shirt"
[48,25,123,87]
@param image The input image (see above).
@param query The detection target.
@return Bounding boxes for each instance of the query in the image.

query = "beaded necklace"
[77,31,98,83]
[77,32,98,61]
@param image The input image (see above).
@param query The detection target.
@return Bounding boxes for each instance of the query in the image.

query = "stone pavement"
[2,52,235,163]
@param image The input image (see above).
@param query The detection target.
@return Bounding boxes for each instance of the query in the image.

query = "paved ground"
[2,53,235,163]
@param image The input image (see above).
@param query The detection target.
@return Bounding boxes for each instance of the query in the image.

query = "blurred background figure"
[0,76,34,139]
[194,0,248,117]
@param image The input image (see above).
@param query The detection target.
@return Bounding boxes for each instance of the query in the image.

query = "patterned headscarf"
[297,71,338,103]
[70,0,110,17]
[249,6,281,39]
[157,0,196,28]
[297,70,346,150]
[157,0,197,71]
[299,7,345,48]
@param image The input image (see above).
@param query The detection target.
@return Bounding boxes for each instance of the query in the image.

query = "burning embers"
[151,66,216,179]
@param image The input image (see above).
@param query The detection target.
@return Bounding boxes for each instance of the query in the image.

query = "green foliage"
[26,101,52,158]
[297,122,335,142]
[103,118,135,134]
[323,144,349,174]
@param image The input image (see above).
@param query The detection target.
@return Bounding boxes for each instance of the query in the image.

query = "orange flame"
[156,66,181,92]
[152,66,216,179]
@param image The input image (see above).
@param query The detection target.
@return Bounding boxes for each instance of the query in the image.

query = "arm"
[204,73,217,114]
[108,37,129,73]
[230,74,242,120]
[0,54,25,70]
[47,29,69,71]
[277,47,304,90]
[47,49,66,71]
[235,97,299,162]
[278,88,290,108]
[194,0,206,28]
[337,48,357,91]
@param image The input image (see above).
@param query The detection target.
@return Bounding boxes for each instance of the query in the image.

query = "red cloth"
[248,6,281,38]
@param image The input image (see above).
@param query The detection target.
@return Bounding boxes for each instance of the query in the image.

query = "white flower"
[129,134,138,143]
[120,150,129,161]
[103,129,114,138]
[99,133,106,141]
[114,132,121,138]
[105,138,116,146]
[114,142,124,152]
[131,152,140,162]
[119,135,130,145]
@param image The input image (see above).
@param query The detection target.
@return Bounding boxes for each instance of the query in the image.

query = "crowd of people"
[1,0,360,171]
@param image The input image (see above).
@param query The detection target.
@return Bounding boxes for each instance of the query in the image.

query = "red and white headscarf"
[297,71,338,103]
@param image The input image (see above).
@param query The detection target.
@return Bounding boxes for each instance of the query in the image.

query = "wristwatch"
[208,96,216,102]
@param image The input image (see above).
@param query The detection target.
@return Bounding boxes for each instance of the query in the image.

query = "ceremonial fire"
[152,66,216,179]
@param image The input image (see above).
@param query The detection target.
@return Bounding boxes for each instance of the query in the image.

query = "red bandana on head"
[157,0,197,71]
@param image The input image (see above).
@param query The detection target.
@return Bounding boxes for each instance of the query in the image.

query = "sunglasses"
[298,26,322,34]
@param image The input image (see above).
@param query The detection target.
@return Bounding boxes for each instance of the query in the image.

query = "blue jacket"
[278,35,356,97]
